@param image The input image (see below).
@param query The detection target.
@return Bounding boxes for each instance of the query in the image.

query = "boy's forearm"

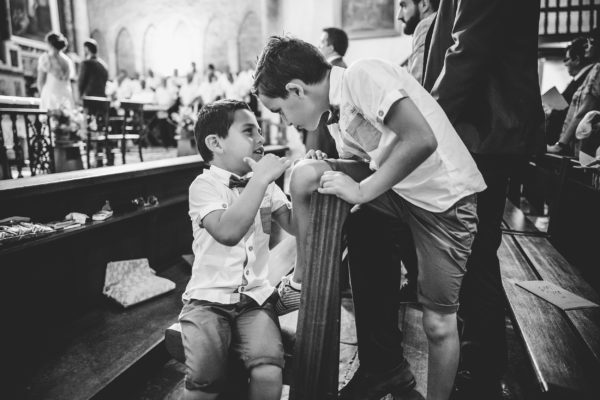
[359,134,436,202]
[212,178,270,244]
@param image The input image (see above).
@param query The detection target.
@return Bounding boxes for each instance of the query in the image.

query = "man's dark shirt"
[423,0,545,156]
[78,56,108,98]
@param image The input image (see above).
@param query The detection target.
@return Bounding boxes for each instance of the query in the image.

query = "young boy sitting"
[252,36,486,400]
[179,99,294,400]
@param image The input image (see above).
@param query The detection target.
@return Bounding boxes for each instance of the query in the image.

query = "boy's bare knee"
[250,364,282,384]
[422,308,458,344]
[290,159,328,197]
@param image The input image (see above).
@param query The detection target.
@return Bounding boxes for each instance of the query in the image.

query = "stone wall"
[86,0,264,77]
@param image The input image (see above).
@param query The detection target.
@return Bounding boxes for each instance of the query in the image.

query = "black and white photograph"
[1,1,600,399]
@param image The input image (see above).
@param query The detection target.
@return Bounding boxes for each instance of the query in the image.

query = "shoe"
[338,360,416,400]
[451,369,505,400]
[398,280,417,303]
[275,276,301,315]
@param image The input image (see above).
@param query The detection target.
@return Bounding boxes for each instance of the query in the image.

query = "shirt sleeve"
[345,60,409,124]
[188,178,229,227]
[270,183,291,213]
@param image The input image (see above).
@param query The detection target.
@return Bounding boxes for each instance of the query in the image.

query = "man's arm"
[319,98,437,204]
[557,96,600,147]
[428,0,503,123]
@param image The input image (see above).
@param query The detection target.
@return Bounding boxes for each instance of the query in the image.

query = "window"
[539,0,599,40]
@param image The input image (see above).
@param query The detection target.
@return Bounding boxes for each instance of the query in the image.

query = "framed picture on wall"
[9,0,60,50]
[341,0,401,39]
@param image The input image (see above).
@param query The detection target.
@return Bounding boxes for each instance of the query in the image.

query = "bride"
[37,32,75,110]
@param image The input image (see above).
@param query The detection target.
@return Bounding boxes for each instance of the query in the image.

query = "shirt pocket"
[259,207,271,235]
[346,111,382,152]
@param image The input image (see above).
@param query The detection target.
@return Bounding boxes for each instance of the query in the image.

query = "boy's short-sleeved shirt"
[328,60,486,212]
[183,165,291,305]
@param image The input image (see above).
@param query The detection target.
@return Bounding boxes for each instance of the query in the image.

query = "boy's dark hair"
[253,36,331,99]
[323,27,349,56]
[194,99,250,162]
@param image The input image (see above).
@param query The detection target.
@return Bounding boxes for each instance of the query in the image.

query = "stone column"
[71,0,90,55]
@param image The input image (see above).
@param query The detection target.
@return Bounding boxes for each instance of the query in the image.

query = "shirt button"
[378,110,384,116]
[222,203,227,208]
[239,286,245,292]
[248,246,253,251]
[245,270,250,275]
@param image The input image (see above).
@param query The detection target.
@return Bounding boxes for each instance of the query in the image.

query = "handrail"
[290,193,350,400]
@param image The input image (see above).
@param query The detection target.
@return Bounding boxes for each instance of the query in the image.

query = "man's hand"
[317,170,364,204]
[304,149,328,160]
[244,154,291,185]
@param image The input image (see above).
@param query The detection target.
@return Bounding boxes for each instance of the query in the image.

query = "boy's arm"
[272,205,295,235]
[319,97,437,204]
[202,155,291,246]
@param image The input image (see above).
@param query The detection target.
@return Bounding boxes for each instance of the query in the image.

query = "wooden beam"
[290,193,350,400]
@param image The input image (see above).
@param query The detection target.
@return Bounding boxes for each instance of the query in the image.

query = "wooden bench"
[24,261,190,400]
[499,202,600,398]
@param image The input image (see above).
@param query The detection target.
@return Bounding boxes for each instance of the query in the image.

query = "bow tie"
[327,105,340,125]
[229,175,250,189]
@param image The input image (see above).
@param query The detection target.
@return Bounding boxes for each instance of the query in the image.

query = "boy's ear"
[285,80,306,98]
[205,134,223,155]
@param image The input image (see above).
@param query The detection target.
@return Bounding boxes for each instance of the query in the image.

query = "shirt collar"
[574,63,594,81]
[329,66,344,107]
[208,164,251,187]
[326,53,341,63]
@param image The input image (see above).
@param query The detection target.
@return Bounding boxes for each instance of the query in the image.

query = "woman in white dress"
[37,32,75,110]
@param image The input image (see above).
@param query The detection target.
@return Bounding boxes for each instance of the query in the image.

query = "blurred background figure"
[37,31,74,110]
[77,38,108,99]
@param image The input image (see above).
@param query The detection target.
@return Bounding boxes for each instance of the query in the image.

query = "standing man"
[303,27,350,158]
[399,0,439,84]
[423,0,544,397]
[78,38,108,98]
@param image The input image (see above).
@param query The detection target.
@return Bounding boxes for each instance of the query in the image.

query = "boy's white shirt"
[328,61,487,213]
[184,165,291,305]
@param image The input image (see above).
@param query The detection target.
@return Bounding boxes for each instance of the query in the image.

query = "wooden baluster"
[0,114,10,179]
[290,193,350,400]
[10,113,24,178]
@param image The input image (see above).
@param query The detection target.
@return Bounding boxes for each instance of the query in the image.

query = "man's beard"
[403,10,421,35]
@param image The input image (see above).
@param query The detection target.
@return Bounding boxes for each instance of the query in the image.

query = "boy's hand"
[244,154,291,185]
[305,149,328,160]
[318,170,364,204]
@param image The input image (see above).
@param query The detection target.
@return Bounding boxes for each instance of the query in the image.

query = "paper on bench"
[514,279,599,310]
[542,86,569,111]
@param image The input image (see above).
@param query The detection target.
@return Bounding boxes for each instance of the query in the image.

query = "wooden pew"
[499,203,600,398]
[0,156,207,399]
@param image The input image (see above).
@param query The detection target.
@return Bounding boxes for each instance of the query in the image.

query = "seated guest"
[548,28,600,155]
[545,37,594,145]
[180,99,293,400]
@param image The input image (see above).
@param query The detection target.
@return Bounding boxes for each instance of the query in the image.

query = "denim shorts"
[179,292,284,393]
[326,159,478,314]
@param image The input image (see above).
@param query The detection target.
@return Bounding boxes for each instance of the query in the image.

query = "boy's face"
[218,109,265,176]
[259,85,325,132]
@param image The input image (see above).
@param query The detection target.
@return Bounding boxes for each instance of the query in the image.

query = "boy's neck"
[209,160,247,177]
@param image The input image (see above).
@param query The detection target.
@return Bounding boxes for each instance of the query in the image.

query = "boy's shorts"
[179,292,284,393]
[326,159,478,314]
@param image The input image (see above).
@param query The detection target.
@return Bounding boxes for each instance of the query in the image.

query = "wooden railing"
[290,193,350,400]
[0,108,54,179]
